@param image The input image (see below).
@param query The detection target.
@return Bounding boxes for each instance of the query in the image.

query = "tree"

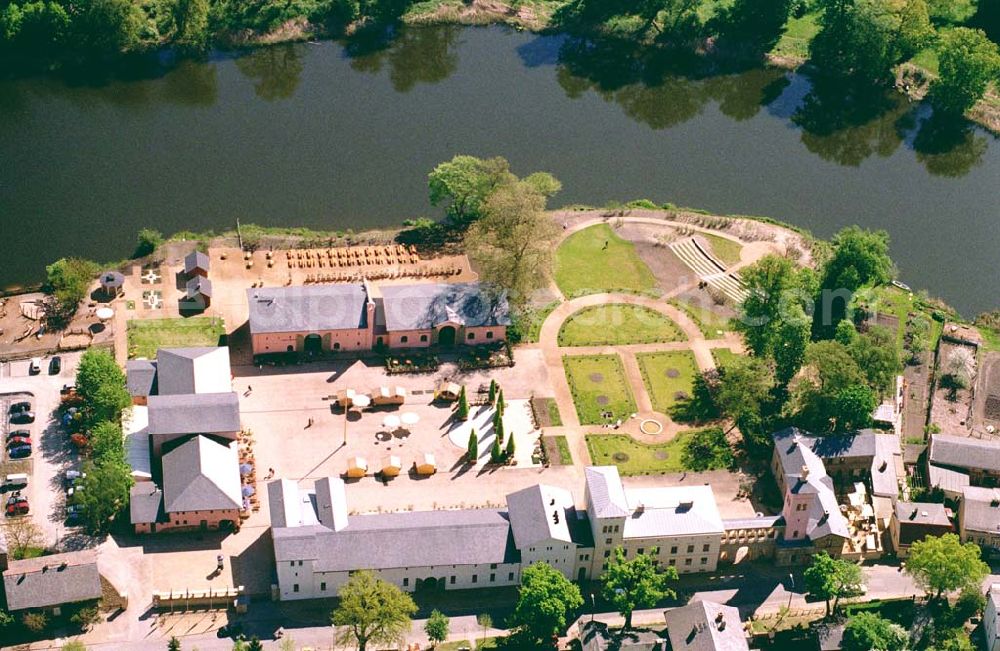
[715,356,776,432]
[172,0,209,53]
[0,609,12,628]
[841,611,908,651]
[830,383,877,430]
[906,533,989,600]
[467,428,478,463]
[246,637,264,651]
[61,641,87,651]
[70,605,100,630]
[509,563,583,645]
[930,28,1000,116]
[488,379,498,404]
[848,326,900,395]
[490,435,503,463]
[455,385,469,421]
[497,389,505,415]
[89,420,125,463]
[134,228,164,258]
[22,611,48,632]
[476,613,492,643]
[76,458,133,535]
[505,432,515,459]
[428,155,514,225]
[815,226,894,334]
[803,552,864,615]
[332,571,416,651]
[603,547,677,629]
[72,0,145,54]
[45,257,100,326]
[76,349,130,424]
[681,427,734,471]
[714,0,793,57]
[167,637,182,651]
[4,516,45,559]
[493,409,504,446]
[424,609,449,647]
[465,178,560,307]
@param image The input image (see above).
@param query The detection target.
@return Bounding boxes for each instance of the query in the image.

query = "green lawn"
[563,354,637,424]
[558,304,685,347]
[586,431,705,475]
[636,351,699,414]
[127,317,226,359]
[513,301,560,344]
[712,348,740,368]
[438,638,500,650]
[771,10,820,60]
[555,224,658,298]
[867,286,943,359]
[670,298,731,338]
[548,435,573,464]
[701,233,743,267]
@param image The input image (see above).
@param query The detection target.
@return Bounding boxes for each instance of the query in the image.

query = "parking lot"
[0,352,84,548]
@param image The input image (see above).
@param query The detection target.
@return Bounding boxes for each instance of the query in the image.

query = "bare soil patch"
[596,395,609,406]
[665,368,679,378]
[589,373,604,383]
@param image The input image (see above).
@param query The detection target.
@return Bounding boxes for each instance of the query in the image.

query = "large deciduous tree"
[331,570,417,651]
[842,611,909,651]
[905,533,989,600]
[602,547,677,629]
[75,349,131,425]
[509,562,583,645]
[77,458,133,535]
[424,609,449,647]
[930,28,1000,116]
[428,155,515,225]
[715,356,776,433]
[815,226,894,334]
[45,257,100,327]
[803,552,865,615]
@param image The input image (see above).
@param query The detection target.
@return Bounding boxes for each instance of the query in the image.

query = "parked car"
[64,469,86,486]
[67,485,85,501]
[66,505,83,525]
[10,411,35,424]
[5,496,29,516]
[49,356,62,375]
[9,401,31,414]
[6,429,29,441]
[28,358,41,375]
[7,445,31,459]
[60,384,76,396]
[6,436,31,448]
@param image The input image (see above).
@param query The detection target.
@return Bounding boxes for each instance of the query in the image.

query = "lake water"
[1,25,998,315]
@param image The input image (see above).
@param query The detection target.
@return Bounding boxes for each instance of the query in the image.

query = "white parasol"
[400,412,420,427]
[351,394,371,409]
[96,307,114,321]
[382,414,401,430]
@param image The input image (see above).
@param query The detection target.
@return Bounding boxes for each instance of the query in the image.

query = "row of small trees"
[460,380,516,464]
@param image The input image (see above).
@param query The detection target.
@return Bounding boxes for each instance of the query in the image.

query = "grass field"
[770,11,820,60]
[514,301,560,344]
[563,354,637,424]
[712,348,740,368]
[555,224,658,298]
[670,298,731,338]
[701,233,743,267]
[558,304,686,347]
[586,431,695,475]
[636,351,699,414]
[127,317,226,359]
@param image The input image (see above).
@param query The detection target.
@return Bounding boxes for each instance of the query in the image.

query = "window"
[685,559,692,566]
[687,545,694,554]
[796,503,807,511]
[490,574,496,583]
[472,575,478,584]
[604,550,610,558]
[703,544,710,552]
[614,525,619,532]
[605,538,612,545]
[508,572,514,581]
[450,576,456,584]
[792,530,799,539]
[333,342,341,350]
[289,562,295,567]
[401,335,409,343]
[293,584,299,593]
[637,548,644,555]
[403,578,409,587]
[603,525,609,533]
[491,563,498,569]
[486,331,494,339]
[468,332,475,340]
[700,557,708,565]
[320,582,327,591]
[420,334,428,342]
[670,546,678,554]
[668,559,676,566]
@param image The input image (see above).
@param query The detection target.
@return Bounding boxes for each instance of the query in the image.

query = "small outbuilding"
[184,250,210,278]
[99,270,125,298]
[414,453,436,476]
[380,456,402,478]
[184,276,213,309]
[345,456,368,479]
[435,381,461,402]
[372,386,407,406]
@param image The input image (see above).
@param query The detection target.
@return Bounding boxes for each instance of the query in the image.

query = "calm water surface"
[1,26,998,315]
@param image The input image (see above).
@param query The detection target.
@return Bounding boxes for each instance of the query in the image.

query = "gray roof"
[155,347,231,396]
[184,250,210,274]
[379,283,511,332]
[130,482,164,524]
[722,515,783,530]
[126,359,157,398]
[928,463,971,493]
[2,550,102,612]
[185,275,213,298]
[960,486,1000,535]
[772,428,851,541]
[816,623,845,651]
[146,393,240,436]
[506,484,577,548]
[989,585,1000,639]
[161,435,242,513]
[247,285,369,334]
[929,433,1000,473]
[273,508,518,572]
[663,600,749,651]
[623,486,724,539]
[100,270,125,288]
[893,501,952,546]
[586,466,630,519]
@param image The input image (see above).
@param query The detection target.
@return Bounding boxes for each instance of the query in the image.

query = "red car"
[6,436,31,447]
[5,497,28,516]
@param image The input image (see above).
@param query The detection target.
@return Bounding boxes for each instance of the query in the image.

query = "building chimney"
[718,619,726,632]
[910,508,918,520]
[801,465,810,480]
[715,612,724,623]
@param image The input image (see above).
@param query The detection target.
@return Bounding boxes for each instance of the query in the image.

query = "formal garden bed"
[456,342,513,370]
[385,352,441,374]
[669,297,731,338]
[712,347,739,368]
[555,223,658,298]
[558,304,686,347]
[542,435,573,466]
[126,316,225,359]
[636,351,699,414]
[563,354,637,424]
[700,232,743,268]
[586,427,732,475]
[530,396,562,427]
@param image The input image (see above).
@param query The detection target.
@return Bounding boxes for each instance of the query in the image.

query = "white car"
[28,358,42,375]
